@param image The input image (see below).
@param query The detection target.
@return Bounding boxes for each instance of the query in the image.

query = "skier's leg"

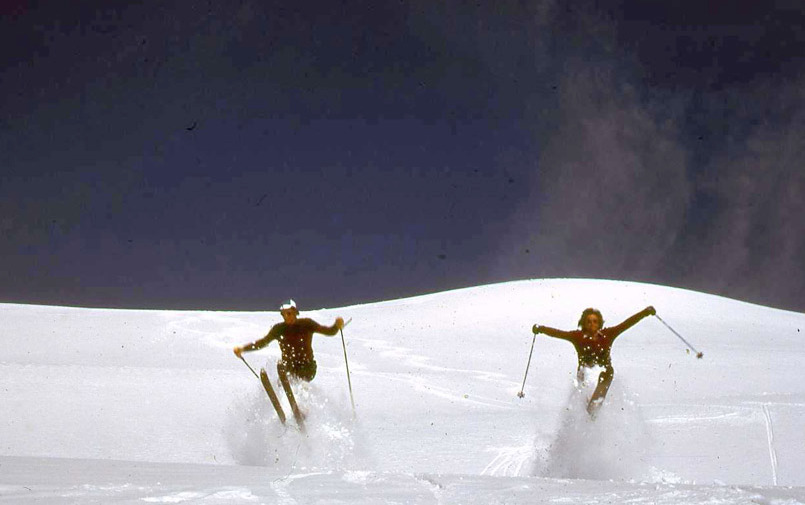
[575,367,586,388]
[587,367,614,416]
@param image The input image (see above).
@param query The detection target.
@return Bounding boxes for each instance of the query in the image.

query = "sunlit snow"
[2,279,804,503]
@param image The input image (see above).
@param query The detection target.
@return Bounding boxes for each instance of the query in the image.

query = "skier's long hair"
[577,308,604,328]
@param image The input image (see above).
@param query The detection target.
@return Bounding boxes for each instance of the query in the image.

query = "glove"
[335,317,345,329]
[645,306,656,316]
[532,324,540,334]
[233,346,243,358]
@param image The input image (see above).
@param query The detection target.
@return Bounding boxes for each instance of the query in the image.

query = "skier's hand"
[532,324,541,334]
[233,346,243,358]
[335,317,345,330]
[645,306,656,316]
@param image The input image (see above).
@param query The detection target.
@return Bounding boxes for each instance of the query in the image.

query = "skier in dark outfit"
[532,306,655,415]
[234,299,344,382]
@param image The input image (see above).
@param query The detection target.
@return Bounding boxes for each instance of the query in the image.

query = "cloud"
[679,79,805,308]
[493,6,805,311]
[495,59,690,281]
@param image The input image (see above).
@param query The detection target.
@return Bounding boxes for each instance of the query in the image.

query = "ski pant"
[278,359,317,382]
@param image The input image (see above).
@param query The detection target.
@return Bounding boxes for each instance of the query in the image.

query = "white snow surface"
[2,278,804,504]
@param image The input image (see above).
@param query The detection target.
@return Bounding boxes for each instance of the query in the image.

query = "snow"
[1,278,804,504]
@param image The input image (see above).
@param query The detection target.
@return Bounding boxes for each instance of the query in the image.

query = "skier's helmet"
[279,299,299,315]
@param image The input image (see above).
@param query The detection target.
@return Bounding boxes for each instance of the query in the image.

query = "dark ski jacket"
[244,318,339,367]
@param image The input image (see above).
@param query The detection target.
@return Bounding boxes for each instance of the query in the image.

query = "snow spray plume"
[539,374,654,481]
[226,381,372,471]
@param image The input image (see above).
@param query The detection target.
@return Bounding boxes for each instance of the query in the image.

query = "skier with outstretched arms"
[532,306,655,416]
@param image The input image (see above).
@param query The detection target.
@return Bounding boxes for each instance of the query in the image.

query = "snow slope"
[1,279,804,503]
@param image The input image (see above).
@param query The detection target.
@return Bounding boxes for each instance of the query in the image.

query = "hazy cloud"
[680,80,805,307]
[496,60,690,281]
[494,4,805,311]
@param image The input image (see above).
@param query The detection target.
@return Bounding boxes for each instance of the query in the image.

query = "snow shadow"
[224,377,373,472]
[534,372,657,481]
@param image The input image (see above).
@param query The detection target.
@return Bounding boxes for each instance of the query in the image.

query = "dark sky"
[3,0,805,311]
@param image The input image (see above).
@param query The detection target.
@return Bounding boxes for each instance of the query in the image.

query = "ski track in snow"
[350,335,520,410]
[357,370,514,410]
[354,336,515,384]
[762,404,779,486]
[481,443,535,477]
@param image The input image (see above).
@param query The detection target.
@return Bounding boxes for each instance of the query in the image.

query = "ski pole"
[238,355,260,379]
[340,327,356,414]
[517,329,538,398]
[654,314,704,359]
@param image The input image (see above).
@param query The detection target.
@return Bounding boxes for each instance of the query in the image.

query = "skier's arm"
[311,317,345,337]
[532,324,575,341]
[233,324,282,357]
[608,306,656,338]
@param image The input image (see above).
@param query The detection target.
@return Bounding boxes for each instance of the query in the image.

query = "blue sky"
[2,0,804,310]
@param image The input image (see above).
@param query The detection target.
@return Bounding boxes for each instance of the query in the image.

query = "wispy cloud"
[494,7,805,311]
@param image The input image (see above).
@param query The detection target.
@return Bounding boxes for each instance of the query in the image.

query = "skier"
[532,306,655,416]
[233,299,344,382]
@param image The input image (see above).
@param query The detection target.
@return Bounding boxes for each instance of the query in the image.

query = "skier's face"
[582,314,601,334]
[281,309,297,323]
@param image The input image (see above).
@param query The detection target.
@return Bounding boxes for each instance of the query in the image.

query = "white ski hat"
[279,299,297,311]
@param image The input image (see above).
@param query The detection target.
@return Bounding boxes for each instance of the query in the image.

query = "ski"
[259,367,286,424]
[278,368,306,432]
